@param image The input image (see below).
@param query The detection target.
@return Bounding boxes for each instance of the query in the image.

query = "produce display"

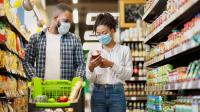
[146,12,200,61]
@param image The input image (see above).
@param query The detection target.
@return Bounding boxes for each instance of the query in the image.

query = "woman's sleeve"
[111,47,133,80]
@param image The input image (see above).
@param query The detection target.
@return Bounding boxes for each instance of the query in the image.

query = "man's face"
[55,11,72,27]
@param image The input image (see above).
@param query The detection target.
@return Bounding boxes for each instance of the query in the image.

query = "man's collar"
[38,28,70,37]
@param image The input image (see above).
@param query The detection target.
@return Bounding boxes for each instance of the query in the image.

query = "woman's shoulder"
[118,44,130,51]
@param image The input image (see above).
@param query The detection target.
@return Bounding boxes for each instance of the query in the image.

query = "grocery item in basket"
[68,81,82,102]
[34,95,48,103]
[48,98,56,103]
[57,96,68,102]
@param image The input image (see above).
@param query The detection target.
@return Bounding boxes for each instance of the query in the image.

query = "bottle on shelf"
[133,62,139,77]
[138,62,143,76]
[135,43,139,57]
[138,42,143,57]
[132,43,135,57]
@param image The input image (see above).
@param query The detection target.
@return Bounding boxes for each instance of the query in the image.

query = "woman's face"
[96,25,114,36]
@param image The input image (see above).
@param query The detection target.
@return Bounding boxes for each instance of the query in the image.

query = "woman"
[86,13,133,112]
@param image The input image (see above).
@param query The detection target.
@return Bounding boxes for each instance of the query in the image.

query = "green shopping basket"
[30,77,82,108]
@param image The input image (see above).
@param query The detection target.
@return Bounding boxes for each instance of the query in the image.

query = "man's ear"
[54,15,59,21]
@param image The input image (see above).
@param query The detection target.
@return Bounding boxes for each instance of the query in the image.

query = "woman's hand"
[100,58,114,68]
[88,56,102,72]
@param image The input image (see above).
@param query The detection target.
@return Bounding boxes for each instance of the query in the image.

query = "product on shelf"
[144,0,189,36]
[161,96,200,112]
[132,62,145,77]
[123,42,146,58]
[146,59,200,91]
[143,0,154,13]
[121,19,145,42]
[0,50,25,77]
[0,96,28,112]
[147,95,163,111]
[146,12,200,61]
[124,82,146,97]
[146,64,173,87]
[126,100,146,112]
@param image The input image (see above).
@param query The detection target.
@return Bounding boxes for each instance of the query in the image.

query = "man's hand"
[100,58,114,68]
[88,56,102,72]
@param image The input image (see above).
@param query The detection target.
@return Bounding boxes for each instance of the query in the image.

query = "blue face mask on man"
[98,34,112,45]
[58,21,71,35]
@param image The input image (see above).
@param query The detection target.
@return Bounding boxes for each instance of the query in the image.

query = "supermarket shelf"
[122,40,144,43]
[142,0,167,23]
[144,0,200,44]
[144,54,164,67]
[0,68,27,80]
[0,15,29,43]
[165,80,200,90]
[126,96,147,101]
[132,57,145,62]
[127,77,146,81]
[0,44,23,60]
[144,41,200,67]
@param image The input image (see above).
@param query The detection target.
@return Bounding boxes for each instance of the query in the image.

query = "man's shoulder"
[66,32,81,42]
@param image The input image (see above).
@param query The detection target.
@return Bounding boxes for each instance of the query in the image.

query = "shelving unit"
[128,77,146,81]
[145,39,200,67]
[0,44,23,59]
[126,96,147,101]
[0,1,29,112]
[142,0,167,23]
[123,40,147,112]
[144,0,200,44]
[143,0,200,111]
[0,15,29,43]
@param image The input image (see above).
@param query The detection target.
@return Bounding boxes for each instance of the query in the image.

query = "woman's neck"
[103,40,116,52]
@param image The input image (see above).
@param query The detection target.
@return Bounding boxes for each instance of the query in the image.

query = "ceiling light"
[73,8,79,24]
[73,0,78,4]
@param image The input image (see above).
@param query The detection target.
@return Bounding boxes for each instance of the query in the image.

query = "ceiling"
[46,0,119,41]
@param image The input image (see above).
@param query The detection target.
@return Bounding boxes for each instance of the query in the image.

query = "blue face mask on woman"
[98,34,112,45]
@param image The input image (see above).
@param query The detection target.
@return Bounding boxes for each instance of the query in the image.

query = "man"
[23,3,85,80]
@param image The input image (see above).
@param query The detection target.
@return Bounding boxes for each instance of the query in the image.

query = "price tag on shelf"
[181,82,186,89]
[131,97,136,100]
[187,81,193,89]
[170,83,175,90]
[192,80,199,89]
[182,43,187,51]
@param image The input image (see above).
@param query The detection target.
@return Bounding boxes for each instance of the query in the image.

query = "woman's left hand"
[100,58,114,68]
